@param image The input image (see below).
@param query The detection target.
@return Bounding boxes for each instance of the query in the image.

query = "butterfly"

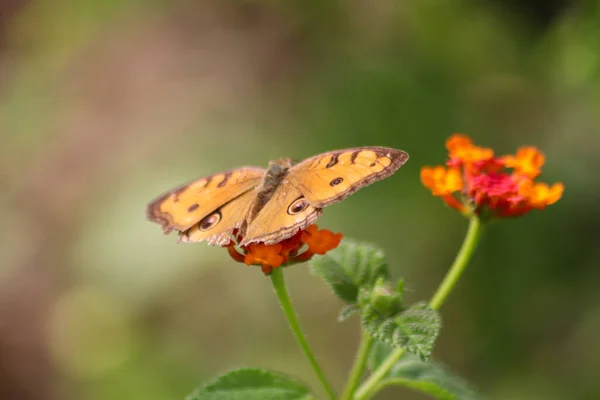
[147,147,409,246]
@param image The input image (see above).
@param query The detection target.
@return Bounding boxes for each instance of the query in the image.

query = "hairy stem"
[340,329,374,400]
[354,216,484,399]
[270,267,337,400]
[429,216,483,310]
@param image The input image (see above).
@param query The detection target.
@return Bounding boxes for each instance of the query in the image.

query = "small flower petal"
[445,133,494,166]
[421,166,463,196]
[301,225,343,255]
[502,146,545,179]
[518,181,564,209]
[445,134,473,153]
[244,243,285,268]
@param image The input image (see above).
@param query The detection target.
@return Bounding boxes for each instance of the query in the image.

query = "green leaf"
[185,368,314,400]
[309,240,389,303]
[361,302,441,361]
[369,342,485,400]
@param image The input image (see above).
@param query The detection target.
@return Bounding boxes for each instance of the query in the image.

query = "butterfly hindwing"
[240,184,322,245]
[178,189,258,245]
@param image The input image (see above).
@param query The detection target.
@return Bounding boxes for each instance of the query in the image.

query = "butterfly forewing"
[286,147,409,208]
[146,167,264,234]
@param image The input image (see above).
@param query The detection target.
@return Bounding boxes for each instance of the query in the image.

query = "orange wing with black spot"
[287,147,409,207]
[147,147,409,246]
[146,168,264,241]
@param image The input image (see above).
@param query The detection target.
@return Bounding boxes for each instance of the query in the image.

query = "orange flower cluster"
[225,225,343,275]
[421,134,564,218]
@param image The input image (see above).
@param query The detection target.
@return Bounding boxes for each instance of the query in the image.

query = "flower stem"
[354,216,484,400]
[353,348,406,400]
[340,329,374,400]
[270,267,337,400]
[429,216,483,311]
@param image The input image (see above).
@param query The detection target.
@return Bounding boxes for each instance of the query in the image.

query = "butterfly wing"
[148,147,407,246]
[240,184,322,245]
[147,167,264,242]
[239,147,407,245]
[286,147,409,207]
[178,189,258,245]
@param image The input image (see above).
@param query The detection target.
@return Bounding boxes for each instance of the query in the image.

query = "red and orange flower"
[421,134,563,218]
[225,225,343,275]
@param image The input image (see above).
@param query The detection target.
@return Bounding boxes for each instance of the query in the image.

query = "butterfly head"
[267,158,295,176]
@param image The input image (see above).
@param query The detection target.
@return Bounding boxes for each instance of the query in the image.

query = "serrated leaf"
[185,368,314,400]
[309,240,389,303]
[368,342,485,400]
[362,302,441,361]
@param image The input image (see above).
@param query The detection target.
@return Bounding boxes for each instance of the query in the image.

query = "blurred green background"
[1,0,598,399]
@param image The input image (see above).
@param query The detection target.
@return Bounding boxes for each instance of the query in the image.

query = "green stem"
[270,267,337,400]
[353,348,406,400]
[354,216,484,400]
[340,329,374,400]
[429,216,483,311]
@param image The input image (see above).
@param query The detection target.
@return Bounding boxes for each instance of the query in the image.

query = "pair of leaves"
[311,240,441,362]
[368,342,485,400]
[186,357,483,400]
[186,368,314,400]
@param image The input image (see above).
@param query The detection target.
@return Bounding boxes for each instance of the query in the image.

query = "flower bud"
[369,277,404,317]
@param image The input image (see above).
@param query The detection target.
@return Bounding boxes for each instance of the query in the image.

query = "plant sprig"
[184,133,563,400]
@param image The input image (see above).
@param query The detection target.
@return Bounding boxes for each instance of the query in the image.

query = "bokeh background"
[1,0,598,399]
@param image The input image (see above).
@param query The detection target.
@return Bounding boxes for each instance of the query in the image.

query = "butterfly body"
[147,147,408,246]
